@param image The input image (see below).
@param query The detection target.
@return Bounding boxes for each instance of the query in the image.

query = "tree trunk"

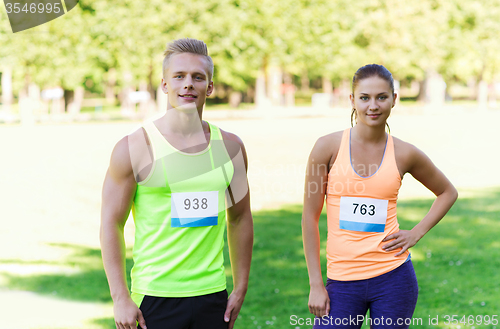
[284,72,295,107]
[28,83,40,101]
[120,71,134,115]
[50,89,65,115]
[337,79,351,108]
[148,59,156,101]
[244,86,255,103]
[19,71,37,124]
[255,67,267,108]
[477,80,488,109]
[64,89,74,112]
[105,68,117,105]
[393,80,400,105]
[322,77,333,94]
[1,66,13,115]
[301,69,309,92]
[417,69,445,106]
[146,59,157,115]
[416,79,426,102]
[489,82,498,107]
[322,76,332,108]
[229,90,242,108]
[67,86,84,114]
[139,81,150,115]
[427,71,446,106]
[157,85,168,112]
[267,65,283,106]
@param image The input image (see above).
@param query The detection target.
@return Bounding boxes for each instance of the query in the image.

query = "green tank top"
[130,121,234,297]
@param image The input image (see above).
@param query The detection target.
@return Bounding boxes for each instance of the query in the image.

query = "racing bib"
[171,191,219,227]
[339,196,388,232]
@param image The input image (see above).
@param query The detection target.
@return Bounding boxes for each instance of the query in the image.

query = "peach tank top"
[326,128,409,281]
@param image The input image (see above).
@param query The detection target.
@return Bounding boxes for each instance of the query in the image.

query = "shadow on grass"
[90,317,116,329]
[232,188,500,328]
[2,188,499,329]
[230,204,315,328]
[1,243,133,304]
[398,188,500,326]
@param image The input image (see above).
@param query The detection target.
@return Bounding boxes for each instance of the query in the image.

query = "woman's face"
[350,76,397,128]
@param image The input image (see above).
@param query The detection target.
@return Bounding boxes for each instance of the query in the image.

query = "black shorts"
[138,290,229,329]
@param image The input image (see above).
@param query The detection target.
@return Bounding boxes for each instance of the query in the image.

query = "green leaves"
[1,0,499,95]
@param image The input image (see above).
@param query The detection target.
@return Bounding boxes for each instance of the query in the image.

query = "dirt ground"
[0,105,498,328]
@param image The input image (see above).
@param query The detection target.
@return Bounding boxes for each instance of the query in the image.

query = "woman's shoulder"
[310,130,345,164]
[392,135,424,174]
[316,130,344,147]
[392,135,419,157]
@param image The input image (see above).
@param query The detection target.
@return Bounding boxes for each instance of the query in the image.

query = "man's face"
[161,53,214,112]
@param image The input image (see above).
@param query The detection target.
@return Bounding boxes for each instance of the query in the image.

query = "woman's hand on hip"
[382,229,421,256]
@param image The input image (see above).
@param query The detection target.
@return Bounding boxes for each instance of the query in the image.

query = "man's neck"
[154,106,210,150]
[165,108,206,136]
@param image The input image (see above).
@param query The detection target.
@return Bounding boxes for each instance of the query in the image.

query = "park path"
[0,289,111,329]
[0,106,498,328]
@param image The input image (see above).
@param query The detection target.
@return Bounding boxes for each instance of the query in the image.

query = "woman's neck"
[351,124,387,144]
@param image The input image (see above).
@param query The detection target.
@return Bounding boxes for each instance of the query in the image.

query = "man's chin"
[171,102,199,113]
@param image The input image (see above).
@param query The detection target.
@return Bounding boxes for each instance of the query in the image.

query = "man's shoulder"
[111,136,131,162]
[110,127,153,180]
[108,135,134,179]
[219,128,244,147]
[207,124,246,162]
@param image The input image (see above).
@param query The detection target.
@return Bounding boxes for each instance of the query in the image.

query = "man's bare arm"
[100,136,147,329]
[222,131,253,329]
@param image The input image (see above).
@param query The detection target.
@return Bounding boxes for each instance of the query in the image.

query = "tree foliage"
[1,0,499,98]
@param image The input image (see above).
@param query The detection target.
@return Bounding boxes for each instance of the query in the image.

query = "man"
[100,38,253,329]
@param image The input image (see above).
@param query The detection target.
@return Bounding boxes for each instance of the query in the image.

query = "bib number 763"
[352,203,375,216]
[339,196,388,232]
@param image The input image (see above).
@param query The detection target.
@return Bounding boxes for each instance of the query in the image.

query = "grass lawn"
[3,187,500,329]
[231,188,500,329]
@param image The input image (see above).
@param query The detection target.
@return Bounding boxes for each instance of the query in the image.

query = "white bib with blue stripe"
[171,191,219,227]
[339,196,388,233]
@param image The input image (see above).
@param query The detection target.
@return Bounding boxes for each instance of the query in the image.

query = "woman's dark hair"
[351,64,394,132]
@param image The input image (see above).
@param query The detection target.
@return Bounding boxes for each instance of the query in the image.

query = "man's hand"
[113,297,147,329]
[308,285,330,318]
[382,229,421,256]
[224,291,245,329]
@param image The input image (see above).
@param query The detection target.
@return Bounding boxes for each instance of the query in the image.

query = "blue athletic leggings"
[313,261,418,329]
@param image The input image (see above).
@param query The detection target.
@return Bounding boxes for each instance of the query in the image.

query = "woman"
[302,64,458,328]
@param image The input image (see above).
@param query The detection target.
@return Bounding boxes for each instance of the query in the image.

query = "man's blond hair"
[162,38,214,82]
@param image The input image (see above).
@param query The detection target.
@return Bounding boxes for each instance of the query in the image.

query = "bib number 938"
[184,197,208,210]
[171,191,218,227]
